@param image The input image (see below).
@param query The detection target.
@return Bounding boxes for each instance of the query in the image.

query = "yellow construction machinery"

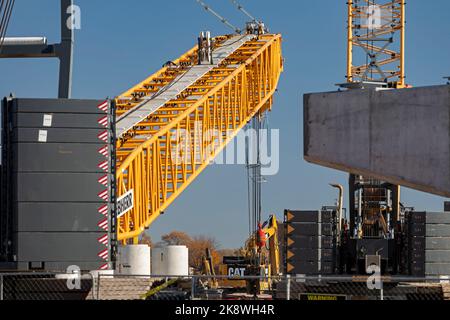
[114,32,283,244]
[219,214,280,294]
[346,0,405,88]
[342,0,406,274]
[201,248,219,290]
[345,0,405,243]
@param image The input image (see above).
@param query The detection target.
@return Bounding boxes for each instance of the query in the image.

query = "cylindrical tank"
[151,247,165,276]
[165,245,189,276]
[117,245,151,276]
[151,245,189,276]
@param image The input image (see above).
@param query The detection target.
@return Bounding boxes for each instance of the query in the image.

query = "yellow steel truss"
[347,0,405,88]
[115,34,283,242]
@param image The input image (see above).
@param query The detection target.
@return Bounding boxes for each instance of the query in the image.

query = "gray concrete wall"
[304,85,450,198]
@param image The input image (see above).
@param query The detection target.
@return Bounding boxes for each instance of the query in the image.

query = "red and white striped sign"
[97,100,110,266]
[98,130,108,142]
[98,160,108,172]
[98,100,108,113]
[98,218,109,231]
[98,249,109,260]
[98,204,108,216]
[98,145,109,157]
[98,175,108,187]
[98,234,109,246]
[98,189,109,201]
[98,115,108,127]
[97,101,110,268]
[99,263,109,270]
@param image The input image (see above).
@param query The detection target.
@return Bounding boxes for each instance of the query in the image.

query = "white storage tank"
[151,247,165,276]
[151,245,189,276]
[117,244,151,276]
[165,245,189,276]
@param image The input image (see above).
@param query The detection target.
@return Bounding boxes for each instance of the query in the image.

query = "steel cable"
[195,0,242,34]
[0,0,15,53]
[229,0,257,22]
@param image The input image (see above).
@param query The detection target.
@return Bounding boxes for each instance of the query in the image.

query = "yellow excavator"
[201,248,219,290]
[218,214,280,294]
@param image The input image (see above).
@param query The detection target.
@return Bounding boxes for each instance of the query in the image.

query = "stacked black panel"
[284,210,336,275]
[0,98,116,271]
[407,212,450,277]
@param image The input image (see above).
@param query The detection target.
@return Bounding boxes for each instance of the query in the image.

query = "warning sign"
[300,294,346,301]
[117,189,134,218]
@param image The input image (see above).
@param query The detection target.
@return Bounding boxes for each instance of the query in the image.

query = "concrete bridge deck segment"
[304,85,450,198]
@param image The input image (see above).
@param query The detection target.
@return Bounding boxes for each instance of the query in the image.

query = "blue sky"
[1,0,449,248]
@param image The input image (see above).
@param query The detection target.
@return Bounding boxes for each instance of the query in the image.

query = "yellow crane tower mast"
[347,0,405,88]
[345,0,405,239]
[114,32,283,243]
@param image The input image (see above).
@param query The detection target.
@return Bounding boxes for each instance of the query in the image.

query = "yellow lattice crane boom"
[115,33,283,242]
[347,0,405,88]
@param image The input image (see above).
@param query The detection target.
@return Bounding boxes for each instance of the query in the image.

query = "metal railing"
[0,272,448,301]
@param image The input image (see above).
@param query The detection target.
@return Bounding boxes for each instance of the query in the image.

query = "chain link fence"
[0,272,95,300]
[0,272,449,301]
[280,275,449,300]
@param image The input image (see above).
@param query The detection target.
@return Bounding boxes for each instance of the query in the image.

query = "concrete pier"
[304,85,450,198]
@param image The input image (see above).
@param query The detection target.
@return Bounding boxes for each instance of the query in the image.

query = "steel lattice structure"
[347,0,405,88]
[115,34,283,242]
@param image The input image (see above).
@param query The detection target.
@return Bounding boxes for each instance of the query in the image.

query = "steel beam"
[0,44,56,58]
[0,0,73,98]
[58,0,74,99]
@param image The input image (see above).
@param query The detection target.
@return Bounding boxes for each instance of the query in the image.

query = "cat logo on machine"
[117,189,134,218]
[228,266,247,278]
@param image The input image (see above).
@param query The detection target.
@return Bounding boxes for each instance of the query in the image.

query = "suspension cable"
[229,0,257,22]
[0,0,9,39]
[246,115,263,238]
[195,0,242,34]
[0,0,15,53]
